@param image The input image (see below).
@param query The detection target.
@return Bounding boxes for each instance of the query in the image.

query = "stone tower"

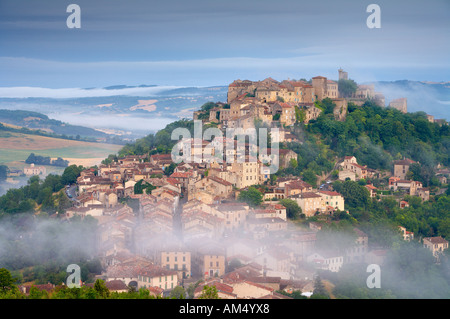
[338,68,348,81]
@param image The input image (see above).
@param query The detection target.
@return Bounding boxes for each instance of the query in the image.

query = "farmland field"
[0,131,122,169]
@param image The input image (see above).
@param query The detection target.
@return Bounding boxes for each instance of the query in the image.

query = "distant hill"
[0,85,229,138]
[0,109,112,140]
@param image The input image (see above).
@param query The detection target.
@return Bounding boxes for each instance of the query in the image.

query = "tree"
[302,169,317,187]
[197,285,220,299]
[238,187,263,207]
[311,276,329,299]
[186,280,202,299]
[134,179,156,195]
[0,268,16,294]
[61,165,83,185]
[56,190,72,214]
[320,98,337,115]
[165,162,177,176]
[334,180,370,209]
[289,158,298,169]
[279,198,302,220]
[338,79,357,98]
[94,279,110,299]
[170,286,186,299]
[295,107,306,123]
[51,157,69,167]
[227,258,243,273]
[28,285,49,299]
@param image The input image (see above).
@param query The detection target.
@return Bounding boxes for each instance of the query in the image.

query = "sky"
[0,0,449,88]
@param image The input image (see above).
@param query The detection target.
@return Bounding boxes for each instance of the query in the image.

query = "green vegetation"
[0,164,82,214]
[118,118,195,156]
[337,79,358,98]
[315,97,336,115]
[134,179,156,195]
[311,276,330,299]
[197,285,220,299]
[0,270,168,299]
[308,100,450,173]
[332,180,370,210]
[279,198,302,219]
[238,187,263,207]
[25,153,69,167]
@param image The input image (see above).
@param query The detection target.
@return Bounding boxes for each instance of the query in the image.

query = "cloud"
[0,85,184,99]
[50,112,174,132]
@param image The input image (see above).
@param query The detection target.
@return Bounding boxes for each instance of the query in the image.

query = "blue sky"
[0,0,449,88]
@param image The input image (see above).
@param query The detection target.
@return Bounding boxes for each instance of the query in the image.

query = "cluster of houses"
[59,148,448,299]
[195,74,350,129]
[51,72,449,299]
[193,69,405,132]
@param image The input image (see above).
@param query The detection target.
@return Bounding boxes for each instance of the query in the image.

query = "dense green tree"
[311,276,329,299]
[333,180,370,209]
[238,187,263,207]
[170,285,186,299]
[94,279,110,299]
[302,169,318,187]
[0,268,15,293]
[197,285,220,299]
[338,79,357,98]
[279,198,302,219]
[61,165,83,185]
[134,179,156,195]
[227,258,243,273]
[164,162,177,176]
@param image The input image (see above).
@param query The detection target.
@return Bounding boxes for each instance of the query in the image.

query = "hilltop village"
[27,70,448,299]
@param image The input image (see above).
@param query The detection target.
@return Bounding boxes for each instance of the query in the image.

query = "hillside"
[0,85,228,138]
[0,109,113,140]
